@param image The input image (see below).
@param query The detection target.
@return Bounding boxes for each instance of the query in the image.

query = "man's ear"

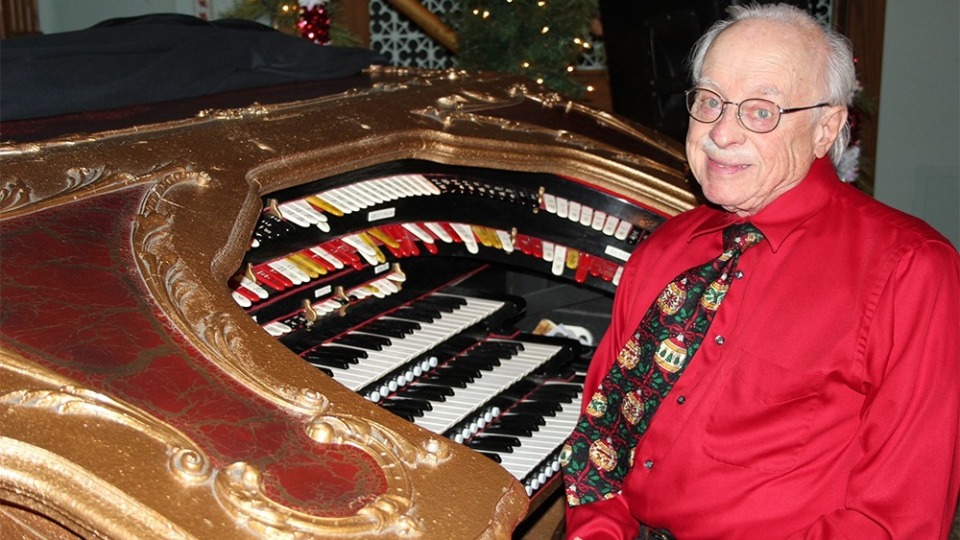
[813,105,848,159]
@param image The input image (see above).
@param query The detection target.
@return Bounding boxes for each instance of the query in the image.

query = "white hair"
[687,3,857,165]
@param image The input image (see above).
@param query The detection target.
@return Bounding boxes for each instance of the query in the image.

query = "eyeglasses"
[684,87,830,133]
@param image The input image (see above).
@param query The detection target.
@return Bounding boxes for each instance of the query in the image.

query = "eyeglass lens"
[686,88,781,133]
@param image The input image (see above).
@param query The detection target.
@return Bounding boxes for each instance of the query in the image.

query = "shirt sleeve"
[786,238,960,538]
[563,253,648,539]
[565,495,640,540]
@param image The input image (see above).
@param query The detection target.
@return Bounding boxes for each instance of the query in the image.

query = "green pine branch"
[453,0,599,98]
[223,0,360,46]
[222,0,599,96]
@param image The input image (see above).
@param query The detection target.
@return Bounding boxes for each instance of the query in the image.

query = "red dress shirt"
[565,158,960,539]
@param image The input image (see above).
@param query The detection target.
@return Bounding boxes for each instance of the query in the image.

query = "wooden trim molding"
[0,0,39,39]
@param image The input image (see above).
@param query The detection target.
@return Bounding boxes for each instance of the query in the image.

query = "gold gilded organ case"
[0,66,695,539]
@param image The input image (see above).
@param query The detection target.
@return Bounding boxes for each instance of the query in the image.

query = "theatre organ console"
[0,66,696,538]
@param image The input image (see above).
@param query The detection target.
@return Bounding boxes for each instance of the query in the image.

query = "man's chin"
[700,186,749,214]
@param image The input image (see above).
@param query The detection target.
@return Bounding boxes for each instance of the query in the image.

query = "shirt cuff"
[564,496,639,540]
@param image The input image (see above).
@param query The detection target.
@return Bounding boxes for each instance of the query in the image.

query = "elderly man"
[561,3,960,538]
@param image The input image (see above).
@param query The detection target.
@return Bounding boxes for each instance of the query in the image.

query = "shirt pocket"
[702,352,824,473]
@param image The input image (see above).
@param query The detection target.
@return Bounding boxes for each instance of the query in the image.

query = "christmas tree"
[453,0,598,98]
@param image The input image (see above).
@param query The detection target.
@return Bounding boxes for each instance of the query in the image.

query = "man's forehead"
[695,77,786,100]
[698,21,815,99]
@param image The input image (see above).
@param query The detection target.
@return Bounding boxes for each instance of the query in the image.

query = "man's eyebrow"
[695,80,786,101]
[695,77,719,89]
[747,84,784,98]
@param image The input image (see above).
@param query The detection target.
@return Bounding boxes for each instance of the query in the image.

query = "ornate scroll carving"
[0,439,196,540]
[0,161,176,217]
[307,415,451,469]
[214,461,424,538]
[1,386,212,484]
[209,415,454,537]
[132,165,456,537]
[0,352,212,485]
[134,167,334,415]
[0,166,109,214]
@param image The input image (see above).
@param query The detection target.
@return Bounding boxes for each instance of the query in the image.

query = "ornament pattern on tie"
[561,222,764,506]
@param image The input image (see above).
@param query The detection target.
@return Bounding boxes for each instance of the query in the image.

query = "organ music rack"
[0,66,696,539]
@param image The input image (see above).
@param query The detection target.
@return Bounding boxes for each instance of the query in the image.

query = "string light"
[456,0,597,99]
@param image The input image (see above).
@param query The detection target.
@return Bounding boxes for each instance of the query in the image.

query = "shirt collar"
[688,157,840,253]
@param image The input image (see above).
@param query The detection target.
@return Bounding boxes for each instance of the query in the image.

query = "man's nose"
[708,104,746,147]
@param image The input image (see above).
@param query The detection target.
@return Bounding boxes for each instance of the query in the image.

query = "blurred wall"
[874,0,959,248]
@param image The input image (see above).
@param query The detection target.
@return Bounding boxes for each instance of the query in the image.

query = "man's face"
[685,20,843,217]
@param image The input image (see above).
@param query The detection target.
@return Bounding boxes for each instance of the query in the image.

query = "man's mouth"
[708,157,751,172]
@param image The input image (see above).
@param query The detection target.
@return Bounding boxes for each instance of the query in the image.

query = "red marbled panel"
[0,185,387,515]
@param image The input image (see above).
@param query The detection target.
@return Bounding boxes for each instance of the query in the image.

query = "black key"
[423,373,469,388]
[303,355,351,370]
[429,335,481,358]
[304,350,358,365]
[466,438,515,453]
[380,406,417,422]
[379,398,431,417]
[396,386,449,402]
[433,295,468,308]
[471,434,522,448]
[496,380,540,402]
[407,382,456,396]
[531,385,580,403]
[392,306,439,323]
[411,298,457,313]
[509,401,561,416]
[482,423,535,437]
[279,331,324,354]
[316,345,368,360]
[497,413,546,428]
[435,366,481,380]
[362,320,418,338]
[475,450,502,463]
[452,355,499,371]
[473,342,523,358]
[459,352,502,367]
[333,333,391,351]
[312,366,334,377]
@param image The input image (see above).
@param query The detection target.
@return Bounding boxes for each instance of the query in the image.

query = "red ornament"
[298,1,331,45]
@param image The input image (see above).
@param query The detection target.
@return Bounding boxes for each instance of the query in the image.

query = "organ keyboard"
[478,374,586,495]
[230,157,676,513]
[0,67,695,538]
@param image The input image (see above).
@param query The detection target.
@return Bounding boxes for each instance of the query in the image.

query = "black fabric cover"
[1,14,388,121]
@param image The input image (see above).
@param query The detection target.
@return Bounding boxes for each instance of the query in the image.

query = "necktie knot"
[723,222,764,254]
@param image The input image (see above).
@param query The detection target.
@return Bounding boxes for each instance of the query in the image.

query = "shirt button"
[715,335,725,345]
[677,395,686,404]
[735,270,744,279]
[643,460,654,470]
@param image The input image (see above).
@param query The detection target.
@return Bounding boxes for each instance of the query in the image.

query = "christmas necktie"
[561,222,764,506]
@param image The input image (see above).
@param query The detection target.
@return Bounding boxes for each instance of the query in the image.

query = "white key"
[450,223,479,254]
[318,296,506,391]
